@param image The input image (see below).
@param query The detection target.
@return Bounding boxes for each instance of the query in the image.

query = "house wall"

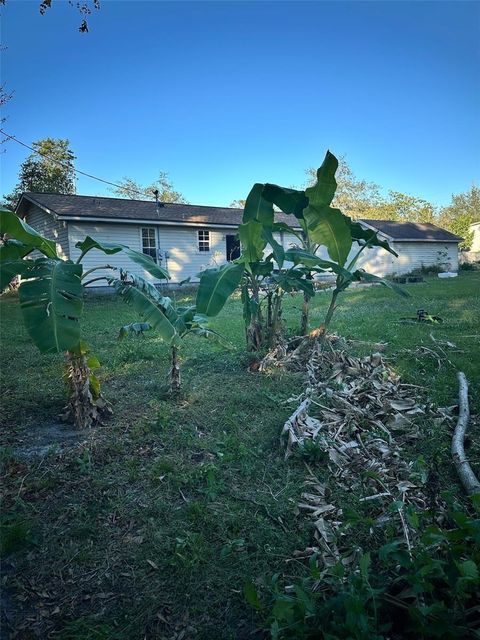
[278,231,458,276]
[158,226,234,281]
[279,231,398,275]
[24,208,459,283]
[470,223,480,252]
[67,221,237,284]
[459,251,480,264]
[389,242,458,274]
[23,203,70,259]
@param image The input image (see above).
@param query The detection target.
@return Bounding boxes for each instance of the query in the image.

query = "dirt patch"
[12,422,84,459]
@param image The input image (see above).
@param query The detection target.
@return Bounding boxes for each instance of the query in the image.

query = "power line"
[1,129,152,200]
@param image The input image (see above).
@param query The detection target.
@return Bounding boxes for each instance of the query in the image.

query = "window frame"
[197,229,210,253]
[140,227,158,263]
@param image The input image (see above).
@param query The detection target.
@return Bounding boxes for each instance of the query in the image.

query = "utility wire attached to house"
[1,129,153,201]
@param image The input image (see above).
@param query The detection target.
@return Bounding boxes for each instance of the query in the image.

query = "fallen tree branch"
[451,372,480,497]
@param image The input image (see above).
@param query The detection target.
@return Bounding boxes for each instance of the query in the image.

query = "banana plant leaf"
[238,220,267,264]
[174,305,197,336]
[184,326,233,350]
[284,248,351,278]
[349,222,398,257]
[352,271,409,297]
[117,270,177,325]
[75,236,170,281]
[118,322,152,338]
[248,260,275,277]
[261,228,285,268]
[109,277,177,344]
[269,271,315,296]
[0,258,35,292]
[0,209,57,259]
[271,222,303,237]
[242,183,274,227]
[18,258,83,353]
[262,184,308,219]
[302,151,353,266]
[303,205,352,267]
[196,262,244,317]
[0,239,33,262]
[304,151,339,208]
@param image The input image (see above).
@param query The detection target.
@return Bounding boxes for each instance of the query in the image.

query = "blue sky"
[1,0,479,208]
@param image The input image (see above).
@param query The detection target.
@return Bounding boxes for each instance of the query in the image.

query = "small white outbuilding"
[344,219,462,276]
[16,193,463,284]
[469,221,480,252]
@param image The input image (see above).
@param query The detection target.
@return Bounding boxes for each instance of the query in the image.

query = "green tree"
[369,191,437,223]
[306,156,382,219]
[230,199,246,208]
[3,138,76,209]
[111,172,187,203]
[439,185,479,249]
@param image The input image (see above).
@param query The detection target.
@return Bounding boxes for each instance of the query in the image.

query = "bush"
[246,501,480,639]
[459,261,479,271]
[410,264,445,276]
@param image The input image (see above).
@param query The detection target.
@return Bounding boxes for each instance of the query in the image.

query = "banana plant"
[197,186,319,351]
[109,269,231,391]
[261,151,402,334]
[196,151,406,348]
[0,209,169,428]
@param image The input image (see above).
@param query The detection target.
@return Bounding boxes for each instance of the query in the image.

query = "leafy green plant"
[459,261,479,271]
[0,210,169,427]
[110,269,231,391]
[246,505,480,639]
[261,152,405,335]
[197,151,405,352]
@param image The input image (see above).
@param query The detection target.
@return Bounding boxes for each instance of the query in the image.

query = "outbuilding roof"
[17,193,463,242]
[362,219,463,242]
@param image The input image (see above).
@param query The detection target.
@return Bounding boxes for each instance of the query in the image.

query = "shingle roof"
[19,192,252,227]
[17,193,462,242]
[362,219,463,242]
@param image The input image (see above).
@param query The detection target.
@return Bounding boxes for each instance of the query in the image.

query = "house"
[469,221,480,252]
[15,192,463,284]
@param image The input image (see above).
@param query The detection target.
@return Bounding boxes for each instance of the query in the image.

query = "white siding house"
[15,193,463,285]
[470,222,480,252]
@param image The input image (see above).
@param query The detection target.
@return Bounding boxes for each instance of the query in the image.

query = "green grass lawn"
[1,273,479,639]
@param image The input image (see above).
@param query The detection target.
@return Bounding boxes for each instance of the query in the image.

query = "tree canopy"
[439,185,479,249]
[230,199,246,209]
[306,156,478,246]
[370,191,436,224]
[110,172,187,204]
[3,138,76,210]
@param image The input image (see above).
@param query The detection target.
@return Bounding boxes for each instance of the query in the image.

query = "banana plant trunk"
[300,294,309,336]
[300,273,313,336]
[62,351,109,429]
[170,345,181,391]
[266,290,284,348]
[323,288,339,330]
[246,316,263,352]
[245,279,264,352]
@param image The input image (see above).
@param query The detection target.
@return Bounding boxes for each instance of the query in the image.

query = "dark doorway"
[226,234,241,261]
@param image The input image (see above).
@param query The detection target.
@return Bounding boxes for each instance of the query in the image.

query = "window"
[141,228,157,261]
[198,229,210,252]
[226,234,240,261]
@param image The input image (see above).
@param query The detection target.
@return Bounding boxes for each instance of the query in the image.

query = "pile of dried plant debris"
[262,335,456,571]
